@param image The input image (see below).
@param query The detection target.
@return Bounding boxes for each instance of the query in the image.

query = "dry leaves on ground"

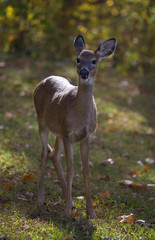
[22,173,35,183]
[99,191,110,200]
[119,180,148,190]
[3,182,12,190]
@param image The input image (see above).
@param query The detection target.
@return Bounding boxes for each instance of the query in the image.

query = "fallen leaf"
[22,173,35,182]
[119,180,133,187]
[3,182,12,190]
[148,197,155,203]
[101,158,114,166]
[131,183,147,190]
[140,166,150,173]
[65,235,73,240]
[137,160,144,167]
[100,174,110,181]
[76,196,84,200]
[92,199,99,206]
[147,183,155,187]
[129,170,139,176]
[135,219,146,226]
[71,209,79,217]
[99,190,110,200]
[145,158,155,164]
[117,213,134,224]
[119,180,147,190]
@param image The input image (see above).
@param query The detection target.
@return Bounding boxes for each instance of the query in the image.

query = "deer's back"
[33,76,97,142]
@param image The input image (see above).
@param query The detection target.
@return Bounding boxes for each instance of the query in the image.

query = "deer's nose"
[80,68,89,77]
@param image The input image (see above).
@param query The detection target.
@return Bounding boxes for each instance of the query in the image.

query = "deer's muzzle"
[80,68,89,79]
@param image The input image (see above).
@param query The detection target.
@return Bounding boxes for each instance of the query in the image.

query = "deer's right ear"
[74,35,86,55]
[95,38,117,60]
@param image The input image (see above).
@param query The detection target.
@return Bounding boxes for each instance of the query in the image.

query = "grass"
[0,56,155,239]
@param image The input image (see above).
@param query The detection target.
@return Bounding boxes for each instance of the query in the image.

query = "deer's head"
[74,35,117,84]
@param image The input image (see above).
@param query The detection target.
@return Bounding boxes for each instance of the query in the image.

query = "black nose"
[80,68,89,77]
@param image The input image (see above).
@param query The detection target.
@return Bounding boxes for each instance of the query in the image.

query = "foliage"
[0,58,155,239]
[0,0,155,74]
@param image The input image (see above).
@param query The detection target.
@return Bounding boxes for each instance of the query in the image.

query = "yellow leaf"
[82,212,87,217]
[92,199,99,206]
[117,213,134,224]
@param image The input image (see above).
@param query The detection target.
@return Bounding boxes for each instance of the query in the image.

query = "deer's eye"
[77,58,80,63]
[92,59,96,64]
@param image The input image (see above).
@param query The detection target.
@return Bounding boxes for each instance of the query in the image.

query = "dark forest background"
[0,0,155,77]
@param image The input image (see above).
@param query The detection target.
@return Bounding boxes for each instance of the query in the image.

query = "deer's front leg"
[80,137,96,218]
[63,138,74,216]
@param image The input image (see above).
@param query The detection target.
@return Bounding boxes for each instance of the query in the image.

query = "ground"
[0,57,155,239]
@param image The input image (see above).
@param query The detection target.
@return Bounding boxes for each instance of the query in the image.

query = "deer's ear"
[95,38,117,60]
[74,35,86,55]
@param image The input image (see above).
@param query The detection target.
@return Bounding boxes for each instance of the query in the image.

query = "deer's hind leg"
[48,137,67,198]
[37,126,49,205]
[49,137,75,210]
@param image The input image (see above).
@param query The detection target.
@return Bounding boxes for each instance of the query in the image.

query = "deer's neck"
[76,79,94,113]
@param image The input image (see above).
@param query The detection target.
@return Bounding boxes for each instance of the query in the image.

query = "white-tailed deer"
[33,35,117,218]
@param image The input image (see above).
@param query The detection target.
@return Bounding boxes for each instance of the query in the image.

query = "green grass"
[0,56,155,239]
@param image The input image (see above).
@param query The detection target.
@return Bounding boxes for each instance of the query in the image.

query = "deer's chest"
[65,110,96,142]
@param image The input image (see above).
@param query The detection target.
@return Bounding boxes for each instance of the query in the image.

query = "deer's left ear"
[95,38,117,60]
[74,35,86,55]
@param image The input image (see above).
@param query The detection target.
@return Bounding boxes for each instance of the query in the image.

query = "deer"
[33,35,117,218]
